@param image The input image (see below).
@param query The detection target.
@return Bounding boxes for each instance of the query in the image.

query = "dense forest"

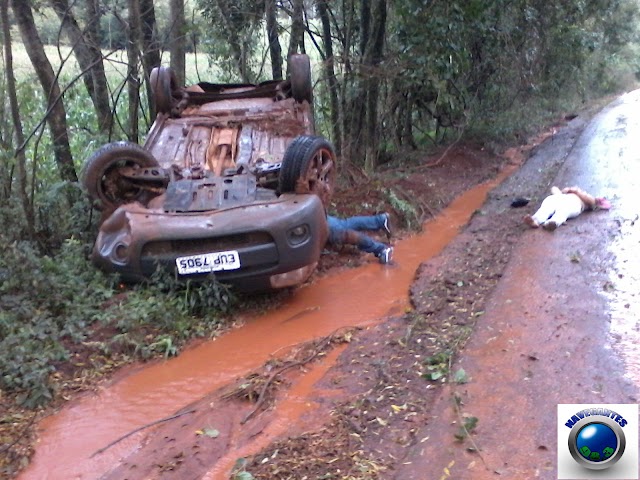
[1,0,640,455]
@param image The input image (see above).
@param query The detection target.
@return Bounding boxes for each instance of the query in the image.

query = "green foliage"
[196,0,266,81]
[454,415,479,442]
[385,0,640,148]
[453,367,469,384]
[231,458,255,480]
[100,9,127,50]
[385,188,420,230]
[108,268,235,360]
[32,6,62,45]
[0,233,235,408]
[0,238,113,407]
[422,351,452,382]
[35,181,96,251]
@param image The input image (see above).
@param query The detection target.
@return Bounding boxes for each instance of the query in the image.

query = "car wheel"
[279,135,336,209]
[81,141,159,211]
[150,66,181,114]
[289,54,312,104]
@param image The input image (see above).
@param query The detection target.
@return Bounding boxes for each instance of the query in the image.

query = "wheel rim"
[98,160,146,206]
[298,147,335,207]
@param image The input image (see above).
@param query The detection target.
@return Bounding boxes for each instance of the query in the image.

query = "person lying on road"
[327,213,394,264]
[523,186,611,231]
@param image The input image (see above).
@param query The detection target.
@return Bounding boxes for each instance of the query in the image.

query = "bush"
[0,238,111,407]
[0,234,235,408]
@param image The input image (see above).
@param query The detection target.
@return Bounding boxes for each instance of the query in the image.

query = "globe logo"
[567,414,626,470]
[576,423,618,462]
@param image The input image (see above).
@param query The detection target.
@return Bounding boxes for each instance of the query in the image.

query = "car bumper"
[92,194,328,292]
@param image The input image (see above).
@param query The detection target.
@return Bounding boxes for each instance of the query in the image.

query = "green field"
[10,43,224,85]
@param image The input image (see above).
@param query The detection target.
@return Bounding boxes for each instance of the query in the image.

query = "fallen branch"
[241,327,353,424]
[91,408,196,457]
[0,412,38,454]
[424,133,463,168]
[451,392,489,470]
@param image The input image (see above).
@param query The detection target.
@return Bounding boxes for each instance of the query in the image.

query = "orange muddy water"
[21,166,516,480]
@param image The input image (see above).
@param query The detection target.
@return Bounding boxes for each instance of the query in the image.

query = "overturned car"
[82,55,336,292]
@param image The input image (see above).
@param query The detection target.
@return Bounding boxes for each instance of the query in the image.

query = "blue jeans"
[327,214,387,255]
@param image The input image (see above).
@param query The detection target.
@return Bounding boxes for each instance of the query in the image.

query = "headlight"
[113,243,130,262]
[287,224,310,245]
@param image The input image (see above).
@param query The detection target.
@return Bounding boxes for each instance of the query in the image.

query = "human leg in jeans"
[329,213,387,233]
[327,214,393,263]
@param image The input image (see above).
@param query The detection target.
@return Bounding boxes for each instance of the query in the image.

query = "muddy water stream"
[21,167,515,480]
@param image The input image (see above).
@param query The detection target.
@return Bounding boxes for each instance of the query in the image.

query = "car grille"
[142,231,274,257]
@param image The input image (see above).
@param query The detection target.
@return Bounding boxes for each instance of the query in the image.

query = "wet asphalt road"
[394,91,640,479]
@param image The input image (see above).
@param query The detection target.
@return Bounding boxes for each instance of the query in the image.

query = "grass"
[9,43,224,86]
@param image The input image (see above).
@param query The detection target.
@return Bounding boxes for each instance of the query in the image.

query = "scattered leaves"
[195,428,220,438]
[454,416,479,441]
[453,368,469,384]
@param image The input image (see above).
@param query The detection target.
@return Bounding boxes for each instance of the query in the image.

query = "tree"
[265,0,282,80]
[127,0,142,142]
[362,0,386,171]
[197,0,266,82]
[1,0,35,235]
[287,0,305,67]
[12,0,77,183]
[169,0,186,85]
[342,0,387,172]
[49,0,113,133]
[140,0,161,117]
[316,0,340,152]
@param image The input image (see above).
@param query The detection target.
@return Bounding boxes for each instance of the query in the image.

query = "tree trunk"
[363,0,386,172]
[140,0,161,119]
[127,0,141,142]
[342,0,368,166]
[358,0,370,57]
[287,0,305,70]
[49,0,112,134]
[265,0,282,80]
[11,0,77,183]
[317,0,341,153]
[2,0,34,234]
[338,0,356,165]
[85,0,112,134]
[169,0,186,85]
[391,86,415,149]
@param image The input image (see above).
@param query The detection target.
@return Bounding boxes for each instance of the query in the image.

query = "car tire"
[289,54,312,104]
[150,66,180,114]
[279,135,336,209]
[81,141,159,211]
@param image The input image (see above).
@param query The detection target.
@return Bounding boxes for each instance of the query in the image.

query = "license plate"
[176,250,241,275]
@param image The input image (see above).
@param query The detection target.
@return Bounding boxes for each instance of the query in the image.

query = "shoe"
[382,213,392,239]
[511,197,530,208]
[543,220,558,231]
[378,246,393,264]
